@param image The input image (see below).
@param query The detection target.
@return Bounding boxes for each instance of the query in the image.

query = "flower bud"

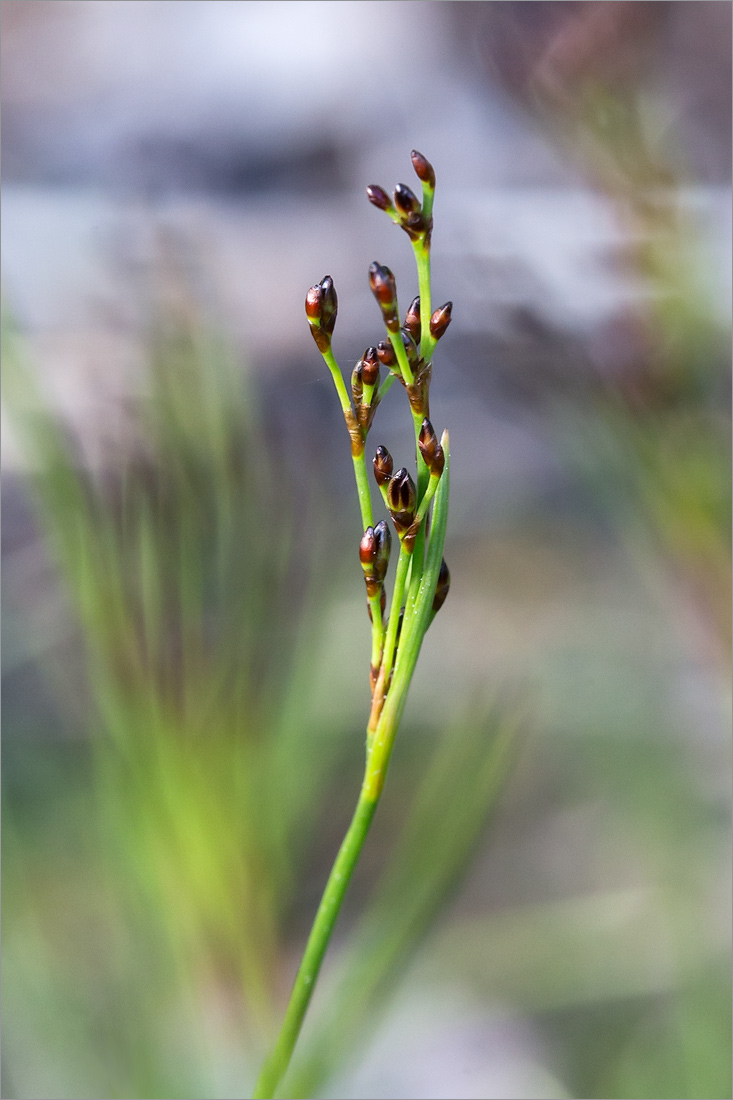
[400,327,419,370]
[418,418,445,477]
[373,520,391,583]
[320,275,338,335]
[369,262,399,332]
[429,301,452,341]
[359,526,377,569]
[305,276,338,352]
[361,346,380,388]
[432,558,450,614]
[376,340,396,368]
[359,526,381,597]
[387,467,417,537]
[394,183,421,217]
[404,296,421,345]
[366,184,392,212]
[305,283,322,322]
[373,445,393,487]
[411,150,436,189]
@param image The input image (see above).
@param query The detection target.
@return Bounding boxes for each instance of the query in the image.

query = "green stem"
[322,347,353,416]
[351,450,373,532]
[252,444,449,1100]
[413,242,433,361]
[387,329,415,387]
[377,373,397,402]
[371,543,412,721]
[252,790,378,1099]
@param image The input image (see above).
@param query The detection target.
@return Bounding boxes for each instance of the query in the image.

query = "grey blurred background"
[2,3,731,1099]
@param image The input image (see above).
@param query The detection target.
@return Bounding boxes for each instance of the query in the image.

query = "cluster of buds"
[305,151,453,669]
[366,150,436,243]
[305,275,338,353]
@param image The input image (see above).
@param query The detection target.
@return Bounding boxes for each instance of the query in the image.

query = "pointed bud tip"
[366,185,391,211]
[411,150,436,188]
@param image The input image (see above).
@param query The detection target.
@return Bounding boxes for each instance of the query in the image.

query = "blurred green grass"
[2,294,526,1099]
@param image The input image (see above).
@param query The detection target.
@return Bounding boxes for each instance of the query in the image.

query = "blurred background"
[2,3,731,1098]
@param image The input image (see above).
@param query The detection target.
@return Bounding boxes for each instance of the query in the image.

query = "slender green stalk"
[414,242,433,361]
[252,791,378,1099]
[387,329,415,386]
[322,347,353,417]
[368,543,412,734]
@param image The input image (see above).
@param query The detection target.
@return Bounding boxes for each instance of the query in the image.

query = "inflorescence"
[305,149,451,709]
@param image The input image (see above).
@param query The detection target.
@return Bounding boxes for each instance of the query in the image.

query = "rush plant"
[254,151,452,1098]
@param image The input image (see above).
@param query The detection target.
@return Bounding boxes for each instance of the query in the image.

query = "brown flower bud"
[359,526,377,568]
[366,184,392,211]
[361,346,380,388]
[404,296,421,345]
[373,520,391,583]
[369,262,399,332]
[320,275,338,335]
[418,418,445,477]
[376,340,396,368]
[394,183,421,217]
[432,558,450,614]
[368,262,396,306]
[373,445,394,487]
[429,301,452,341]
[387,467,417,537]
[305,283,322,322]
[411,150,436,189]
[400,327,419,369]
[305,276,338,351]
[359,526,381,597]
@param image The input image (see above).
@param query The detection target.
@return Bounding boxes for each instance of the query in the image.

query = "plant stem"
[252,449,448,1099]
[413,242,433,361]
[252,790,378,1099]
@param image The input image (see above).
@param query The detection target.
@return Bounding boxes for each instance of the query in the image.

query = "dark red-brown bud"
[359,526,377,569]
[429,301,452,341]
[368,262,396,306]
[400,327,419,369]
[305,276,338,351]
[418,418,445,477]
[373,445,394,487]
[432,558,450,614]
[411,150,436,189]
[366,185,392,212]
[305,283,322,321]
[320,275,338,335]
[369,262,399,332]
[377,340,397,368]
[387,468,417,535]
[361,346,380,388]
[394,183,421,217]
[404,296,421,345]
[373,520,391,583]
[360,526,380,597]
